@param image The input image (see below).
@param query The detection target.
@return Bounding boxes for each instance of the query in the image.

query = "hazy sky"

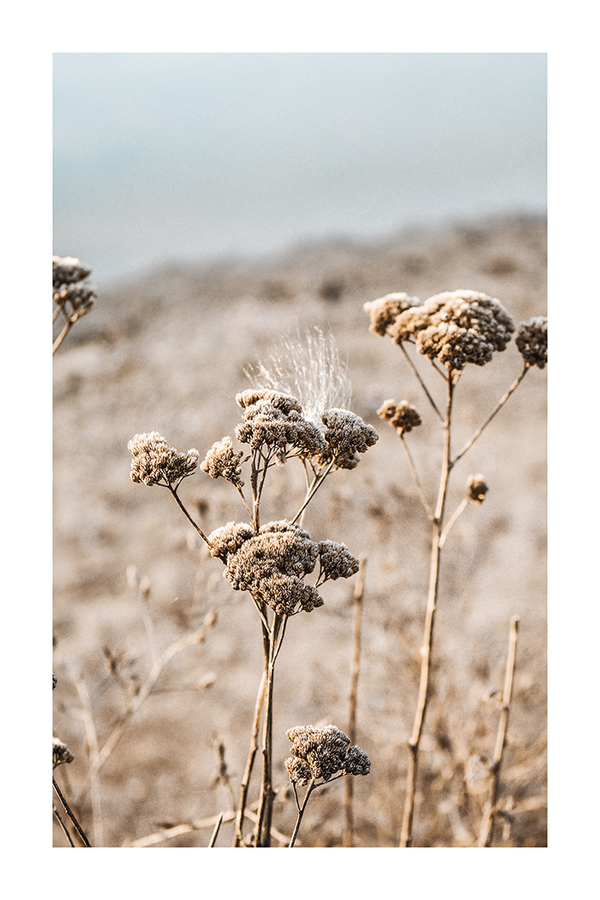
[53,53,546,284]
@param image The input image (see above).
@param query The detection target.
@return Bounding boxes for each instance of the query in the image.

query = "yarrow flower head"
[515,316,547,369]
[200,436,245,488]
[285,724,371,785]
[315,408,379,470]
[207,520,359,616]
[365,290,516,379]
[364,292,421,337]
[377,399,422,435]
[53,255,96,320]
[128,432,199,486]
[235,390,327,465]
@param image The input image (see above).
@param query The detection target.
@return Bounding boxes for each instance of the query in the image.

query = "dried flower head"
[285,724,371,785]
[515,316,547,369]
[53,736,75,767]
[314,408,379,470]
[53,255,92,288]
[245,327,352,424]
[207,521,257,562]
[467,474,489,504]
[368,290,515,377]
[377,399,422,435]
[201,437,245,488]
[235,390,327,465]
[364,292,420,336]
[128,432,199,486]
[317,540,360,582]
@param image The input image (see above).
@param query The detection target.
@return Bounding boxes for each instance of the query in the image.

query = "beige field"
[52,213,547,847]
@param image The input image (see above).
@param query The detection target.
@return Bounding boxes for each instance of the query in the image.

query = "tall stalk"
[400,376,454,847]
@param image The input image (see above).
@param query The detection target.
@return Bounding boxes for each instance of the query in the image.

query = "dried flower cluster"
[53,255,96,321]
[377,399,422,435]
[207,520,359,616]
[315,409,379,470]
[364,292,420,336]
[235,390,326,465]
[516,316,548,369]
[53,736,75,767]
[234,389,378,471]
[128,432,199,486]
[285,725,371,785]
[201,436,245,488]
[467,474,489,504]
[365,290,515,376]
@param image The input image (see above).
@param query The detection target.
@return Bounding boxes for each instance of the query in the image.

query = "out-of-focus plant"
[364,289,547,846]
[52,256,96,353]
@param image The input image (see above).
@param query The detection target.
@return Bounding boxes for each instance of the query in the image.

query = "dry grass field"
[52,213,547,847]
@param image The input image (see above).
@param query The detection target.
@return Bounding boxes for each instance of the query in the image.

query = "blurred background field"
[52,213,547,846]
[52,53,546,847]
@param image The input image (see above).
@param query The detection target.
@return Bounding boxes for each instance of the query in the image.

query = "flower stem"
[400,376,454,847]
[452,365,529,465]
[288,779,316,847]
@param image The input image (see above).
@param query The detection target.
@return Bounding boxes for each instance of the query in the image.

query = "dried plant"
[52,256,96,353]
[364,289,547,846]
[127,330,377,846]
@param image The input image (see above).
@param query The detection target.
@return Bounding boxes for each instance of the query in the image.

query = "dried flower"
[216,520,322,615]
[515,316,547,369]
[285,724,371,785]
[53,736,75,767]
[315,408,379,470]
[53,255,92,288]
[235,390,326,465]
[201,437,245,488]
[364,292,420,336]
[467,474,489,504]
[377,399,422,435]
[317,540,360,582]
[207,521,256,562]
[128,432,199,486]
[368,290,516,377]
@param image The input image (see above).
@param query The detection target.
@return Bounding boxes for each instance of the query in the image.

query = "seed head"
[285,724,371,785]
[52,255,92,288]
[315,408,379,470]
[317,540,360,582]
[515,316,547,369]
[128,432,199,486]
[201,436,245,488]
[467,474,489,504]
[234,390,326,465]
[377,399,422,435]
[368,290,516,377]
[364,292,420,336]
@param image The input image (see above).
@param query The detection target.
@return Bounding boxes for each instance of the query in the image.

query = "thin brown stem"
[168,485,210,545]
[53,777,92,847]
[400,434,434,519]
[478,615,520,847]
[400,376,454,847]
[439,497,468,548]
[343,559,366,847]
[452,366,529,465]
[234,668,267,846]
[400,343,444,421]
[288,779,317,847]
[254,613,285,846]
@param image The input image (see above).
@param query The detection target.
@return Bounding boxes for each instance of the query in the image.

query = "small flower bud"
[467,475,489,504]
